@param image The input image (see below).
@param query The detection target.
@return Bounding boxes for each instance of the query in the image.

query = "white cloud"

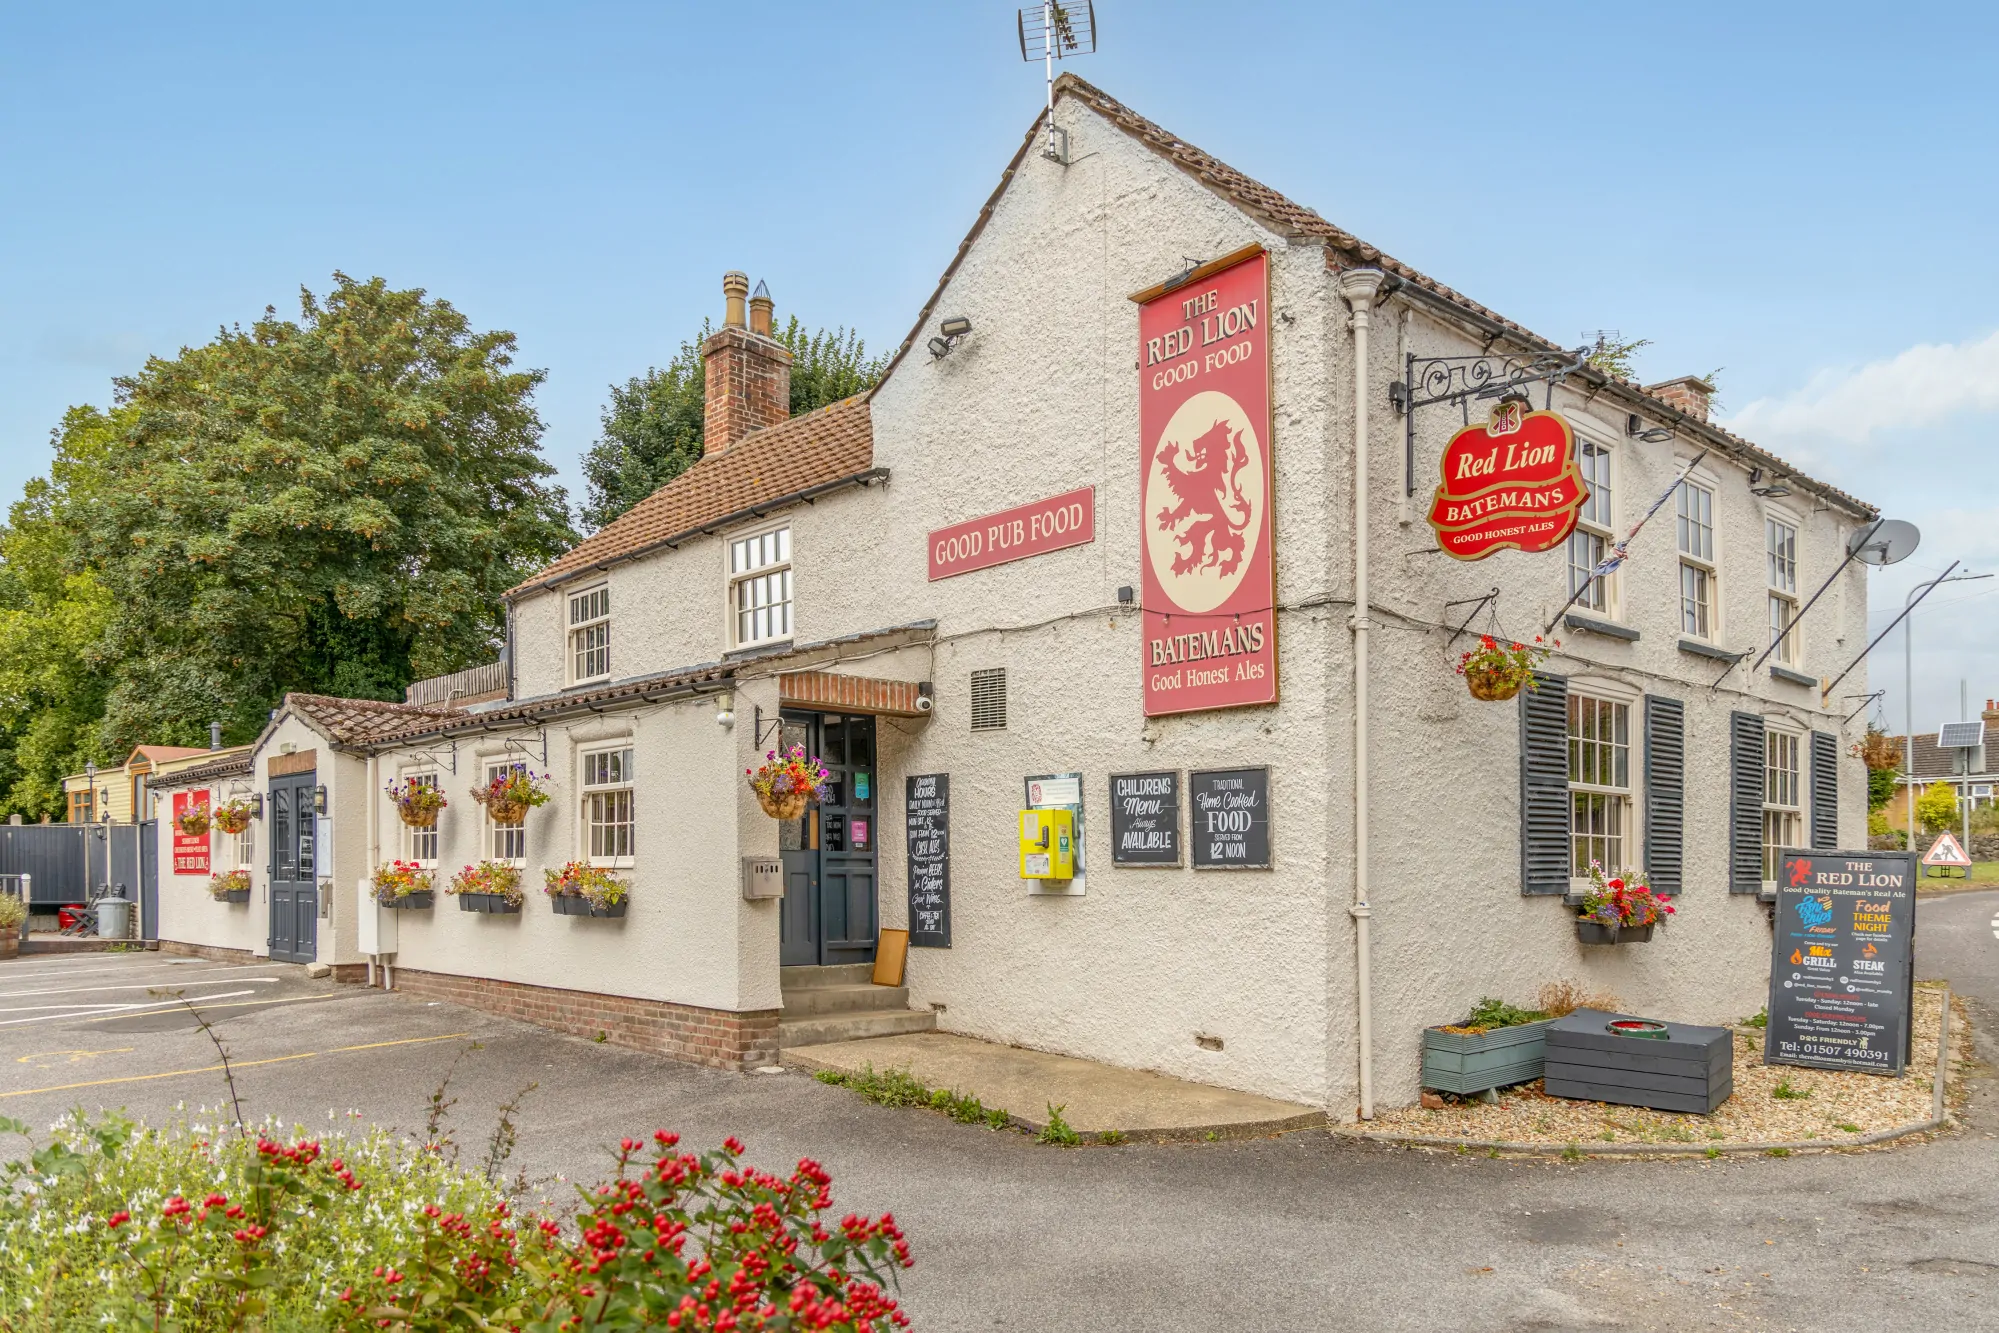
[1723,329,1999,447]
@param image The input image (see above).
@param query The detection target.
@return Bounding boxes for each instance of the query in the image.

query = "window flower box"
[543,861,628,918]
[1575,862,1672,944]
[1576,921,1653,944]
[447,861,523,913]
[370,859,434,909]
[207,870,251,904]
[1421,998,1554,1095]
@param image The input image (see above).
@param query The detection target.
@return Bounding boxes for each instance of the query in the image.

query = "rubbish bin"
[97,897,131,941]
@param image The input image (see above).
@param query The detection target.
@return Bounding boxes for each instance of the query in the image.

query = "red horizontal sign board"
[928,486,1095,581]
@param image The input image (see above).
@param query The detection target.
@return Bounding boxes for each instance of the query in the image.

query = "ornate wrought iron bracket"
[751,705,785,751]
[404,738,459,774]
[1443,588,1501,649]
[1390,348,1590,496]
[500,729,548,768]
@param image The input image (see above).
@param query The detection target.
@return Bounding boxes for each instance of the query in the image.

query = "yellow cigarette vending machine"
[1018,808,1075,880]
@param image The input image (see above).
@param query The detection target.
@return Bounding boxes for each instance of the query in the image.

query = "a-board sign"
[1922,831,1972,868]
[1110,771,1180,866]
[905,774,950,948]
[1765,850,1916,1076]
[1189,767,1271,869]
[1024,773,1087,895]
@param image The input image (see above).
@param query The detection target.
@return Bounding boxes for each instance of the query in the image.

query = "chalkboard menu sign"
[1110,771,1180,866]
[905,774,950,948]
[1766,849,1916,1076]
[1189,768,1271,869]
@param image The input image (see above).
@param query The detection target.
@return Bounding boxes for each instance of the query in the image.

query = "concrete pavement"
[0,939,1991,1331]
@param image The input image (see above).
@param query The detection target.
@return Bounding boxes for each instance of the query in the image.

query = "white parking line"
[0,961,275,986]
[0,990,258,1027]
[1990,911,1998,941]
[0,978,278,1001]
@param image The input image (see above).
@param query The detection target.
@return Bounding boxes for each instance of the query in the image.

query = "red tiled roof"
[510,398,878,597]
[285,693,464,747]
[148,752,255,789]
[130,746,209,764]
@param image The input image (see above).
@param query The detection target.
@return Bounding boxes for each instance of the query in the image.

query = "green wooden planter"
[1421,1018,1554,1095]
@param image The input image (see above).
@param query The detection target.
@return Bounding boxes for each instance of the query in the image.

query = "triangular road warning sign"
[1922,831,1973,868]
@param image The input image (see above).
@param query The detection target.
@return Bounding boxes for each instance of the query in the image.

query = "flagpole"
[1543,450,1708,636]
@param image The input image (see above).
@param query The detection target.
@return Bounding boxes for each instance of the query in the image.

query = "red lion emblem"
[1788,858,1812,888]
[1152,419,1252,578]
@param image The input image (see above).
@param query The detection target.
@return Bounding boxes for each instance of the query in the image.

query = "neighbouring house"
[62,744,250,826]
[151,76,1877,1114]
[1885,701,1997,821]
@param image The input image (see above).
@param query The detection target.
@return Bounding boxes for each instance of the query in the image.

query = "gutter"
[506,467,891,602]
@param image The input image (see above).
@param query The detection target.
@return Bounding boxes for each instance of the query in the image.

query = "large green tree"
[579,316,886,530]
[28,273,574,771]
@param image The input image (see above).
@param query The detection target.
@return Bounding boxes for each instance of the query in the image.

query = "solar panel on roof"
[1937,721,1985,750]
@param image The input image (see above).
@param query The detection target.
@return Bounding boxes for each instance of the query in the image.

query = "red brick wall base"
[158,939,367,983]
[387,969,780,1072]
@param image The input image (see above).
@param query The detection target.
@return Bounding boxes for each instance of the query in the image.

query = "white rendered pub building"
[152,77,1875,1115]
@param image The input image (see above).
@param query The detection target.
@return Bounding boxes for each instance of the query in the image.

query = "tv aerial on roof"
[1848,518,1921,566]
[1019,2,1097,164]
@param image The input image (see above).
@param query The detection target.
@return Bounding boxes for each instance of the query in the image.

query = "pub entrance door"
[268,773,319,964]
[777,713,878,968]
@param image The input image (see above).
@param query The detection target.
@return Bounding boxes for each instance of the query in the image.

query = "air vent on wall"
[969,668,1008,732]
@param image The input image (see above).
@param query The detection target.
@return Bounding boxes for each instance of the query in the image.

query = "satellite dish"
[1848,519,1920,566]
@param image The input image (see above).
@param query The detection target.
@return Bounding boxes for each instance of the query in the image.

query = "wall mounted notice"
[1135,247,1277,716]
[1110,771,1180,866]
[905,774,950,948]
[171,790,211,875]
[1189,768,1271,869]
[1024,773,1086,895]
[1766,850,1915,1076]
[928,486,1095,581]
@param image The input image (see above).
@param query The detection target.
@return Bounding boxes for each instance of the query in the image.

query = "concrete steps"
[779,964,935,1050]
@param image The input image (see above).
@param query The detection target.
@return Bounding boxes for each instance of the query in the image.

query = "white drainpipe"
[1336,267,1386,1120]
[366,751,380,988]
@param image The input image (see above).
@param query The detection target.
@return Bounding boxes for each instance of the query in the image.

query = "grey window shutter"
[1729,711,1767,894]
[1644,696,1685,895]
[1519,672,1570,895]
[1810,730,1839,849]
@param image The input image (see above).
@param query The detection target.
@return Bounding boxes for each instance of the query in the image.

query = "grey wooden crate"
[1542,1008,1733,1114]
[1421,1019,1553,1095]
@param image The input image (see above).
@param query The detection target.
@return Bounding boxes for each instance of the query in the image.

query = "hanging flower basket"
[211,799,253,836]
[174,805,212,838]
[387,778,447,828]
[370,859,435,907]
[447,860,524,912]
[472,769,550,826]
[543,861,630,916]
[206,869,251,904]
[1455,635,1557,702]
[746,744,828,821]
[1575,861,1673,944]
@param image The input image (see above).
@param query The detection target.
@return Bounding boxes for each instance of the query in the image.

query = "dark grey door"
[137,821,158,941]
[268,774,318,963]
[777,714,878,968]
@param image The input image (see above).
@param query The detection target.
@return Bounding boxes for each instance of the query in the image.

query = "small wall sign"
[1110,771,1180,866]
[171,790,211,875]
[1765,850,1916,1075]
[905,774,951,948]
[928,487,1096,581]
[1426,401,1588,560]
[1189,768,1270,869]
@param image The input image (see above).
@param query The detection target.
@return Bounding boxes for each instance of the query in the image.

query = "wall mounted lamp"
[249,793,264,820]
[313,785,328,816]
[928,316,973,359]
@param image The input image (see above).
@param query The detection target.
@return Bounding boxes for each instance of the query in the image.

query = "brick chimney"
[1645,375,1714,423]
[702,271,791,457]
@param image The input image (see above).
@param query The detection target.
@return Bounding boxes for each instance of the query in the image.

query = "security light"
[939,316,972,338]
[1748,467,1793,498]
[927,337,952,358]
[1625,414,1674,443]
[714,691,736,729]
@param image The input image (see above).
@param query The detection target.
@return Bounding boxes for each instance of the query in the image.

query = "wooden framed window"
[1676,480,1716,639]
[1565,439,1615,614]
[569,586,611,684]
[402,772,441,865]
[1568,692,1631,877]
[1763,728,1804,884]
[68,788,93,824]
[235,815,256,869]
[581,746,634,865]
[729,526,792,648]
[1767,517,1799,667]
[486,760,526,863]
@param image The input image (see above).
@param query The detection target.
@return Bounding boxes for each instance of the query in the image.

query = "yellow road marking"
[16,1048,134,1067]
[0,1032,471,1098]
[79,992,345,1023]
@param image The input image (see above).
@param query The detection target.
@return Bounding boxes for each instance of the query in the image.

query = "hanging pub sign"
[1134,245,1276,716]
[1765,849,1916,1076]
[905,774,950,948]
[1110,771,1180,866]
[1426,398,1589,561]
[171,790,211,875]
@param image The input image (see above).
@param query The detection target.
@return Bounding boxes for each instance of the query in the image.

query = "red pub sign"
[1426,401,1588,560]
[928,486,1095,580]
[171,789,210,875]
[1135,247,1276,716]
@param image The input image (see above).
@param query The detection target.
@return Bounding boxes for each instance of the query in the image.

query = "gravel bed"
[1357,985,1967,1151]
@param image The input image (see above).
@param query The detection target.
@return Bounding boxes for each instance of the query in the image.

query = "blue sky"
[3,2,1994,732]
